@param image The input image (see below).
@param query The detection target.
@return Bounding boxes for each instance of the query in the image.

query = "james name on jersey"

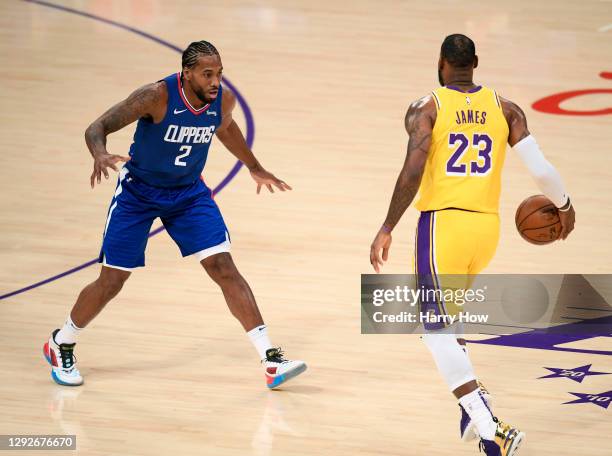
[455,110,487,125]
[163,124,215,144]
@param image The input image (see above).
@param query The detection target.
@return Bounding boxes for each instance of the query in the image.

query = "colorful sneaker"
[263,348,306,389]
[43,329,83,386]
[460,382,493,442]
[478,418,525,456]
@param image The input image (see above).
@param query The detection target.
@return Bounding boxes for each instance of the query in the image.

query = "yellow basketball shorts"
[414,209,500,330]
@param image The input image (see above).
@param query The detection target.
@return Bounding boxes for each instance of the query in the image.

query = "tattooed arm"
[369,95,436,272]
[85,81,167,188]
[383,96,436,229]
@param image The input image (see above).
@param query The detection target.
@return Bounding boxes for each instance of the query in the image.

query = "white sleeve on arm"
[512,135,569,208]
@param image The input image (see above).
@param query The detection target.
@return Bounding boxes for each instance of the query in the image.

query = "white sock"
[55,316,82,345]
[247,325,273,360]
[422,332,476,391]
[459,389,496,440]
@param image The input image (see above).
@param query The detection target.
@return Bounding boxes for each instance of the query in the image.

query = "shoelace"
[58,344,77,370]
[265,347,287,363]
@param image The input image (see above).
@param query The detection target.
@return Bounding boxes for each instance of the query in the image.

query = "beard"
[438,69,444,86]
[194,87,212,103]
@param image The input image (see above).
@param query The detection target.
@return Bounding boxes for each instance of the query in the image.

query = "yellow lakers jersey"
[415,86,509,213]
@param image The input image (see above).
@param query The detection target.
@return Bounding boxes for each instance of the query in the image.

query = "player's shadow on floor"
[268,385,323,394]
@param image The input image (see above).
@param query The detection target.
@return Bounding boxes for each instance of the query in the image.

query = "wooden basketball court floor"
[1,0,611,454]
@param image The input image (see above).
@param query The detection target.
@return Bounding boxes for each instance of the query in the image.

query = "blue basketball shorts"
[98,167,230,270]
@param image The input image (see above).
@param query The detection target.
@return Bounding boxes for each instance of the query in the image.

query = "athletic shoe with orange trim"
[43,329,83,386]
[263,348,306,389]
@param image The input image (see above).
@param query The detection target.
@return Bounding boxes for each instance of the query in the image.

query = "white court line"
[598,24,612,32]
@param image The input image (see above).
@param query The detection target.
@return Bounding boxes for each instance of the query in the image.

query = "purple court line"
[1,0,255,301]
[566,306,612,312]
[475,323,538,330]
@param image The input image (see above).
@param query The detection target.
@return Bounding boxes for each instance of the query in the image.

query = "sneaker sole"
[43,344,83,387]
[505,431,526,456]
[267,363,307,389]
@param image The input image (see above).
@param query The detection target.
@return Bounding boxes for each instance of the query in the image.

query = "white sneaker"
[43,329,83,386]
[263,348,306,389]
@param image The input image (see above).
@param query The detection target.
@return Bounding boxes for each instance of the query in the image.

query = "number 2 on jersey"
[446,133,492,176]
[175,145,191,167]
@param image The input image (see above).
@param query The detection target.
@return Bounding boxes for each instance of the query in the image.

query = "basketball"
[515,195,561,244]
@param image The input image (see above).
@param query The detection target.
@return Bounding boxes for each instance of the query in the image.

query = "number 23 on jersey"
[446,132,493,176]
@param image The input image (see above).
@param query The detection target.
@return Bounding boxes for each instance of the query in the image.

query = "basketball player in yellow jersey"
[370,34,575,456]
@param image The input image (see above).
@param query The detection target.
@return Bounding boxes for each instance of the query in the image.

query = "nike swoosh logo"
[207,111,217,116]
[174,108,187,114]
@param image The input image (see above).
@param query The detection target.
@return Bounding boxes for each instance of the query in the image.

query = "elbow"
[398,171,422,191]
[406,164,426,185]
[530,168,548,182]
[84,121,104,144]
[84,122,96,141]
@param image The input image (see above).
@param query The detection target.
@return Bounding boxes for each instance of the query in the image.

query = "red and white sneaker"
[263,348,306,389]
[43,329,83,386]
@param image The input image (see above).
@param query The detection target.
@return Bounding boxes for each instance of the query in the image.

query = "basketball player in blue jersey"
[370,35,575,455]
[43,41,306,389]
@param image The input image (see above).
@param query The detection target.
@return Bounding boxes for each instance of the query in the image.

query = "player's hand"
[558,205,575,240]
[370,227,392,273]
[249,166,292,194]
[90,152,130,188]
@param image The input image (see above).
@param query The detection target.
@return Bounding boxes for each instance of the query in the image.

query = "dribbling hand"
[558,205,575,240]
[90,152,130,188]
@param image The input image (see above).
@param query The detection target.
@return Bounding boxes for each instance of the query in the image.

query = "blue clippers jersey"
[125,73,223,187]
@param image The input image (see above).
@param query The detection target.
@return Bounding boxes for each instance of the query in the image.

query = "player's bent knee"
[422,332,476,391]
[422,332,454,349]
[98,266,131,293]
[422,331,464,352]
[202,253,239,283]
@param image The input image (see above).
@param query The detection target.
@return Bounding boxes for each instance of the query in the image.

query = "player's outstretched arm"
[501,97,575,239]
[215,88,291,194]
[369,96,435,273]
[85,81,167,188]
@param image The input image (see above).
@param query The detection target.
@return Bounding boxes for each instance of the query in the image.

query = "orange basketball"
[515,195,561,245]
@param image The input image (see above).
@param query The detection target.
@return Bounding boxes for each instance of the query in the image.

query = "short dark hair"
[440,34,476,68]
[182,40,219,69]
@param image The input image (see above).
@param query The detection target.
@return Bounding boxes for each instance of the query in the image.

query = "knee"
[203,253,239,284]
[422,332,458,351]
[98,268,130,294]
